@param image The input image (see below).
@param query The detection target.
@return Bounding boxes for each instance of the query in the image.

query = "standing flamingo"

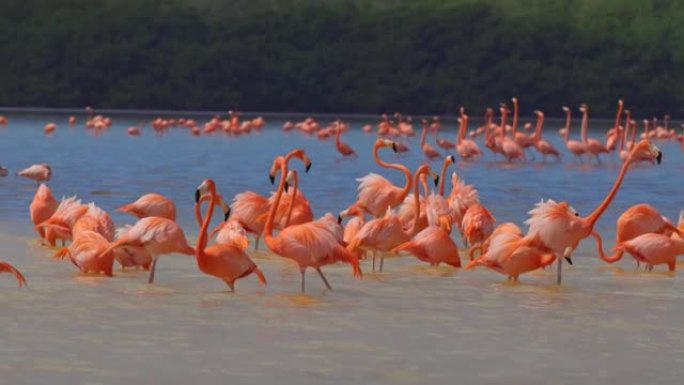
[264,157,361,292]
[510,98,537,154]
[117,193,177,221]
[605,100,624,152]
[95,217,195,283]
[611,232,684,272]
[36,196,88,246]
[434,117,454,152]
[335,122,356,157]
[348,164,438,271]
[498,106,526,162]
[53,230,115,276]
[392,216,461,268]
[562,106,587,161]
[420,120,442,160]
[455,111,482,160]
[0,260,27,287]
[352,139,412,218]
[525,140,662,284]
[30,183,58,239]
[17,164,51,184]
[194,179,266,291]
[531,111,561,161]
[580,104,609,163]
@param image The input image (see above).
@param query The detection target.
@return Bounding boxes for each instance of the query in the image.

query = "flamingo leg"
[254,236,260,251]
[148,257,158,284]
[556,252,563,285]
[300,268,306,293]
[223,279,235,292]
[372,251,376,272]
[379,253,384,272]
[315,268,332,290]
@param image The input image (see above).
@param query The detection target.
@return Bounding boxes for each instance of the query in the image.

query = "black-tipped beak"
[565,257,573,265]
[284,181,289,192]
[337,215,343,225]
[269,174,275,185]
[433,176,439,187]
[224,207,231,221]
[305,162,312,173]
[194,189,200,203]
[392,142,397,152]
[656,151,662,164]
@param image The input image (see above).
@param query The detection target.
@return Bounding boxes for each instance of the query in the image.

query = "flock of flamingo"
[1,99,683,292]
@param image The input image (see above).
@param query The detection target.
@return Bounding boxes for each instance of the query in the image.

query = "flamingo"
[36,196,88,246]
[0,260,28,287]
[562,106,587,161]
[455,111,482,160]
[531,110,561,161]
[30,184,58,239]
[594,204,684,266]
[264,156,361,292]
[335,122,356,157]
[605,100,624,152]
[392,216,461,268]
[117,193,177,222]
[580,104,609,163]
[618,110,632,160]
[196,192,249,251]
[434,117,455,152]
[194,179,266,291]
[53,230,115,276]
[94,216,195,283]
[466,222,556,280]
[17,164,51,184]
[72,203,116,242]
[524,140,662,284]
[352,139,412,218]
[348,164,438,271]
[611,232,684,272]
[461,203,496,251]
[420,120,441,160]
[498,106,526,162]
[510,98,537,153]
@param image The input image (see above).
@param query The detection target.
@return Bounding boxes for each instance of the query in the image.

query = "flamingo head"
[284,170,297,193]
[631,140,662,164]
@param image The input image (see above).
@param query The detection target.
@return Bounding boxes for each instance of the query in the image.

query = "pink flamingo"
[531,110,561,161]
[525,140,662,284]
[497,106,525,162]
[434,117,455,152]
[348,164,438,271]
[0,260,28,287]
[44,123,57,134]
[562,106,587,161]
[30,184,58,239]
[117,193,177,222]
[610,232,684,272]
[17,164,51,184]
[510,98,537,153]
[353,139,412,218]
[392,216,461,268]
[36,196,88,246]
[605,100,624,152]
[53,230,115,276]
[455,111,482,160]
[72,203,115,242]
[265,156,361,292]
[335,122,356,157]
[420,120,442,160]
[461,203,496,250]
[580,104,609,163]
[194,179,266,291]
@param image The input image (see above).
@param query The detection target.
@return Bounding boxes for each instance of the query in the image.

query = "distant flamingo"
[580,104,609,163]
[353,139,412,218]
[348,164,437,271]
[17,164,51,184]
[498,106,526,162]
[420,120,441,160]
[434,117,455,152]
[335,122,356,157]
[594,204,684,265]
[0,260,27,287]
[194,179,266,291]
[72,203,116,242]
[392,216,461,268]
[559,106,585,162]
[117,193,177,222]
[127,126,141,136]
[510,98,537,153]
[605,100,624,152]
[53,230,115,276]
[265,157,361,292]
[531,111,561,161]
[68,116,76,126]
[44,123,57,134]
[455,111,482,160]
[30,183,58,238]
[525,140,662,284]
[95,217,195,283]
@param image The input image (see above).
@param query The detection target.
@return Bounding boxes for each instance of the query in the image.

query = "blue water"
[0,111,683,385]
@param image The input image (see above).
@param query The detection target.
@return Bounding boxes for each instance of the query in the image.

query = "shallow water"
[1,112,683,385]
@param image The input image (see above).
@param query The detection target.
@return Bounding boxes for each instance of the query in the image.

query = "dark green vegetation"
[1,0,683,116]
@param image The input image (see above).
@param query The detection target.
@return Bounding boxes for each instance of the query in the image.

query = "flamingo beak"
[284,181,289,193]
[305,162,312,173]
[194,189,200,203]
[337,215,343,224]
[434,176,439,187]
[224,207,231,221]
[392,142,398,152]
[269,174,275,185]
[565,257,573,265]
[656,151,662,164]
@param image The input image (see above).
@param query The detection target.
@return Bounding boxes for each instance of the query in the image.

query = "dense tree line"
[1,0,682,116]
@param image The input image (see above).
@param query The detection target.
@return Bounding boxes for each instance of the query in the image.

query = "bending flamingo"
[335,123,356,157]
[30,183,58,239]
[117,193,177,222]
[0,260,27,287]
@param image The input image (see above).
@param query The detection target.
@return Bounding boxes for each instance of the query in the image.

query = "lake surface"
[1,111,683,385]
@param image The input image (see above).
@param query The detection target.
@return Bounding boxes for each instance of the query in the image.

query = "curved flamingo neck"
[373,141,412,200]
[630,121,637,146]
[264,163,288,248]
[461,116,469,141]
[420,124,428,147]
[585,152,637,228]
[438,159,450,196]
[591,231,623,263]
[335,127,342,149]
[511,99,519,136]
[197,183,217,254]
[620,112,631,151]
[612,101,624,132]
[500,109,508,138]
[533,114,544,141]
[285,171,299,227]
[580,109,589,143]
[406,165,429,236]
[194,194,211,227]
[562,109,571,142]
